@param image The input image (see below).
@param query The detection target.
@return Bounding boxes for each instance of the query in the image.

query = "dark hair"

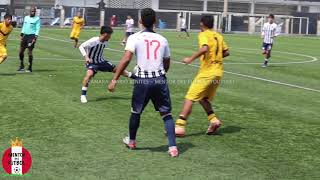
[200,15,213,29]
[141,8,156,29]
[100,26,113,34]
[268,14,275,19]
[180,15,183,18]
[4,14,12,19]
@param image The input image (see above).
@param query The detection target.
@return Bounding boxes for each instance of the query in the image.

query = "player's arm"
[222,39,230,58]
[163,40,171,72]
[79,38,94,64]
[261,24,266,39]
[34,18,41,42]
[108,50,133,92]
[183,45,208,64]
[20,17,27,40]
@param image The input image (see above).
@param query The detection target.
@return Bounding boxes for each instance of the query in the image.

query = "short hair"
[268,14,275,19]
[180,15,183,18]
[4,14,12,19]
[200,15,213,29]
[141,8,156,28]
[100,26,113,34]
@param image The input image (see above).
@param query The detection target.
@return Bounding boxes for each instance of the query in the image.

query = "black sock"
[163,114,176,147]
[129,113,140,140]
[19,53,24,68]
[179,115,186,120]
[28,55,33,69]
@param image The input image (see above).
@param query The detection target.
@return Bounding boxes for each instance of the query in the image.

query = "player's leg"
[200,77,222,134]
[0,46,8,64]
[80,68,95,103]
[175,99,193,136]
[18,43,27,71]
[262,44,272,67]
[108,61,135,79]
[150,76,178,156]
[185,29,190,38]
[26,47,34,72]
[123,78,150,149]
[74,31,80,48]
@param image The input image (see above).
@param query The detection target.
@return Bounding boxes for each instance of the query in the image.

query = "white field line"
[40,35,320,93]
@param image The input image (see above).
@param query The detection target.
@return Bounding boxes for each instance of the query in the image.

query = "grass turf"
[0,28,319,180]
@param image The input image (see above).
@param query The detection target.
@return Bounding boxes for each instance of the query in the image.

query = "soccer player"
[79,26,134,103]
[261,14,278,68]
[178,15,189,38]
[121,15,134,46]
[175,15,230,137]
[108,8,178,157]
[0,14,13,64]
[18,7,41,72]
[70,11,85,48]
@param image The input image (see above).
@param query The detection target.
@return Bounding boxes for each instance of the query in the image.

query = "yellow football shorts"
[185,75,221,102]
[70,29,81,39]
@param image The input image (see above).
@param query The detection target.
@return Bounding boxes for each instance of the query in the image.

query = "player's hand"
[85,57,92,64]
[108,80,117,92]
[182,57,192,64]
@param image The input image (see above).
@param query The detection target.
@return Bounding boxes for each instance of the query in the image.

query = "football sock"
[81,86,88,96]
[163,114,176,147]
[175,116,187,128]
[264,59,269,65]
[28,55,33,69]
[19,53,24,68]
[208,113,218,122]
[129,113,141,140]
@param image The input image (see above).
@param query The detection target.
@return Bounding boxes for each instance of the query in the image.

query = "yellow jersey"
[72,16,84,31]
[0,22,13,46]
[198,30,229,77]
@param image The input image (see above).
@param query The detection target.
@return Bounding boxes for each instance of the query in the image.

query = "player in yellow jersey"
[0,14,13,64]
[70,11,84,48]
[175,15,230,137]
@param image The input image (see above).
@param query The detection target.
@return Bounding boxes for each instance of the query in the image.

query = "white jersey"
[125,30,171,78]
[126,19,134,32]
[180,18,186,29]
[79,37,107,64]
[261,22,278,44]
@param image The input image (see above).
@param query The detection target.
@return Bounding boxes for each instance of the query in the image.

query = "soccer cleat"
[25,67,32,72]
[168,146,179,157]
[17,67,25,72]
[80,95,88,103]
[206,119,222,135]
[122,136,136,150]
[175,119,187,137]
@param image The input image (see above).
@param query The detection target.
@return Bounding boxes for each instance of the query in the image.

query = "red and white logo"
[2,138,32,175]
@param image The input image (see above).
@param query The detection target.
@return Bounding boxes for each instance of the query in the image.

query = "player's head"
[140,8,156,30]
[200,15,213,31]
[127,15,132,19]
[180,15,183,18]
[30,7,36,17]
[77,11,82,17]
[3,14,12,26]
[268,14,275,23]
[100,26,113,41]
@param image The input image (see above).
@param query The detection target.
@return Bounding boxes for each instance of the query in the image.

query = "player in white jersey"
[79,26,134,103]
[108,8,178,157]
[121,15,134,46]
[261,14,278,67]
[178,15,190,38]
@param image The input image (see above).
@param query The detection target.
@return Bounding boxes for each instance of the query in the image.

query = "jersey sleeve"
[198,33,208,47]
[124,35,135,53]
[35,17,41,36]
[79,37,96,56]
[163,40,170,58]
[261,24,266,36]
[222,38,229,51]
[21,17,27,34]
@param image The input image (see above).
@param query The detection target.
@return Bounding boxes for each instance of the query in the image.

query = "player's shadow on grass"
[0,73,16,76]
[95,96,130,102]
[184,125,243,137]
[135,142,194,155]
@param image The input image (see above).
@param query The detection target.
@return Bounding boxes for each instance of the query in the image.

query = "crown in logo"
[11,137,23,147]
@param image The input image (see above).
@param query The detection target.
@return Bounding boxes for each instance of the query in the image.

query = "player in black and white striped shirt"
[261,14,278,67]
[79,26,134,103]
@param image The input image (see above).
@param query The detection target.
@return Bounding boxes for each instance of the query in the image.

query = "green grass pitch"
[0,28,319,180]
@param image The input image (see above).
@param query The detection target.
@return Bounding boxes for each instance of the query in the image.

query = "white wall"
[309,6,320,13]
[58,0,103,7]
[0,0,10,5]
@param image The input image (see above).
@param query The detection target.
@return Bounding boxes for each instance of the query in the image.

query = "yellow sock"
[0,56,5,64]
[208,113,218,123]
[175,119,187,128]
